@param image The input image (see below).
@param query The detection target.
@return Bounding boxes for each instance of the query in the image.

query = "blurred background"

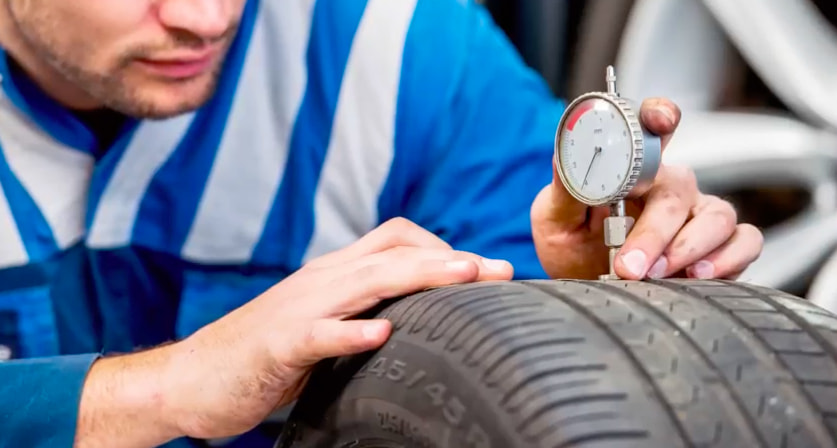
[478,0,837,311]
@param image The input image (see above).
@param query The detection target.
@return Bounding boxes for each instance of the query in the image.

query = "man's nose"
[157,0,231,40]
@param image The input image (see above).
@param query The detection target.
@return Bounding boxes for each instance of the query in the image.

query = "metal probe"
[598,66,632,281]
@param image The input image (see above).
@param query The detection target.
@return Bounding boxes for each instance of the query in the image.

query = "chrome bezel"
[554,91,658,207]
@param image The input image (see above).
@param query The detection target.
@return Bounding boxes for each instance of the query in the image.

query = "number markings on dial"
[559,99,633,202]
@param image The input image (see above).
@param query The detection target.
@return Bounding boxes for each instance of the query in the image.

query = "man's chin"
[135,97,211,120]
[109,76,220,120]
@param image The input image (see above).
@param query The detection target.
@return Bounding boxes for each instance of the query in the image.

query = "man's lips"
[135,47,220,79]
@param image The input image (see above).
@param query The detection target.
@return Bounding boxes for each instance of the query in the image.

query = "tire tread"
[652,280,836,447]
[284,280,837,448]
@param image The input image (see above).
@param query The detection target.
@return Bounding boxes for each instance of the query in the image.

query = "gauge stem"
[610,200,626,217]
[606,65,617,96]
[601,199,630,281]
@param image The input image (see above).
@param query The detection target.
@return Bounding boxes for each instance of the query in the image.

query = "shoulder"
[252,0,495,88]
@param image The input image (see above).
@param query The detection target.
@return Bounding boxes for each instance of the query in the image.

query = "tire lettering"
[424,382,446,406]
[466,423,491,448]
[360,355,491,447]
[387,360,407,381]
[352,363,366,379]
[443,396,466,426]
[405,369,426,388]
[377,411,433,447]
[367,357,387,377]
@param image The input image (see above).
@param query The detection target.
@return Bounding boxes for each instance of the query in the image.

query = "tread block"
[760,330,826,354]
[778,352,837,384]
[710,297,777,311]
[802,384,837,414]
[735,311,799,331]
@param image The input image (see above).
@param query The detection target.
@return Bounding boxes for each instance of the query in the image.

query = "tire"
[276,279,837,448]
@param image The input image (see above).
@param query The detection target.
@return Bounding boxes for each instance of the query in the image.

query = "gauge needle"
[582,146,602,189]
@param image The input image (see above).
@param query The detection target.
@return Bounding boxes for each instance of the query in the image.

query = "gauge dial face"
[557,97,634,204]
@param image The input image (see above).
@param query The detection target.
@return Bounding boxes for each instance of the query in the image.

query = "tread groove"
[506,379,601,413]
[484,337,585,379]
[801,379,837,387]
[424,293,502,337]
[526,282,695,448]
[654,280,835,446]
[406,287,472,332]
[465,318,568,365]
[543,410,618,429]
[516,393,628,433]
[440,303,542,345]
[758,328,804,334]
[727,282,837,435]
[774,349,827,356]
[492,351,579,387]
[554,430,650,448]
[728,282,837,362]
[592,280,768,448]
[500,364,607,406]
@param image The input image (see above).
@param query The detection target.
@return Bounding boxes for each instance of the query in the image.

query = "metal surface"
[556,66,661,280]
[600,213,635,281]
[578,0,837,294]
[615,0,732,109]
[701,0,837,131]
[555,66,661,207]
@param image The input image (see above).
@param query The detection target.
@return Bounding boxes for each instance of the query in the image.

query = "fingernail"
[481,258,510,272]
[657,105,676,126]
[362,322,387,341]
[647,256,668,279]
[688,260,715,279]
[445,260,473,271]
[620,250,647,278]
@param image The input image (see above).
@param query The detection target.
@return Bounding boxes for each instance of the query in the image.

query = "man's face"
[6,0,246,119]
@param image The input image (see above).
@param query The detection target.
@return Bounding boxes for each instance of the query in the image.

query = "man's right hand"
[74,218,512,447]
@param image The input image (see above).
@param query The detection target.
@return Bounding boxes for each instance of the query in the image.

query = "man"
[0,0,763,447]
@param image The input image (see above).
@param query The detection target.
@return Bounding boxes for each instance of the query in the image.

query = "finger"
[325,257,487,319]
[535,159,591,233]
[639,97,681,150]
[685,224,764,279]
[359,246,513,282]
[543,97,680,233]
[647,196,738,279]
[303,246,513,319]
[615,165,698,279]
[724,270,746,281]
[284,319,392,368]
[305,217,451,269]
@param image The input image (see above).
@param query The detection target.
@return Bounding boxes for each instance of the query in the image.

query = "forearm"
[74,345,185,448]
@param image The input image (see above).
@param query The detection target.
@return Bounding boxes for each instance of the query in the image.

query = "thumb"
[542,97,681,231]
[286,319,392,368]
[639,97,681,150]
[532,157,599,232]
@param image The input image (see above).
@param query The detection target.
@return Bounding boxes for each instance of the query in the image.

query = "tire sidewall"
[278,333,519,448]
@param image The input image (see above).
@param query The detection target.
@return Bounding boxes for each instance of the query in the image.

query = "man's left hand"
[531,97,764,280]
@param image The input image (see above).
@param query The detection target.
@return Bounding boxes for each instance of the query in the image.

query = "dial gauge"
[556,97,633,205]
[554,81,661,208]
[552,65,662,280]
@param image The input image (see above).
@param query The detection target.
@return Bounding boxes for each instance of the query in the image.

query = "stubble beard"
[7,4,236,120]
